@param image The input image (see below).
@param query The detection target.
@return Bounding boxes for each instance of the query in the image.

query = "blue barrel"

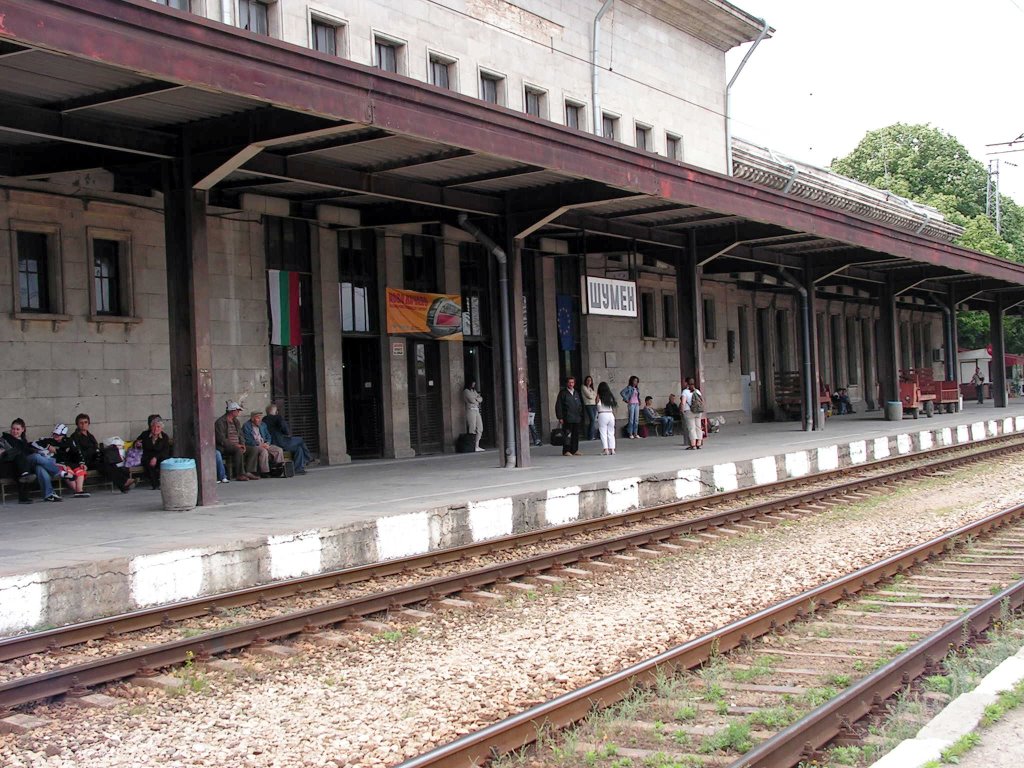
[160,458,197,510]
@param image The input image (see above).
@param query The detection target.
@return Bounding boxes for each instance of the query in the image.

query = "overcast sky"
[726,0,1024,206]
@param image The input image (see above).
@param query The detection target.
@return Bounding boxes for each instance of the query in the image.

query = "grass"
[170,650,209,695]
[747,705,798,729]
[672,704,697,722]
[698,721,752,754]
[939,732,981,763]
[825,673,851,687]
[827,744,877,765]
[802,686,840,708]
[731,654,779,683]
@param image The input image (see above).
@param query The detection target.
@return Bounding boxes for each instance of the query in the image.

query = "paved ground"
[953,704,1024,767]
[1,399,1021,576]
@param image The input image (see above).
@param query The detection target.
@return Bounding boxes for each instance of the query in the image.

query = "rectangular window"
[640,292,656,337]
[846,317,860,384]
[662,294,677,339]
[93,239,122,316]
[524,86,545,118]
[338,230,378,334]
[635,124,651,151]
[17,231,51,313]
[480,72,504,104]
[666,133,682,161]
[459,244,491,338]
[565,101,583,130]
[429,55,453,89]
[402,234,438,293]
[375,37,399,73]
[702,296,717,341]
[311,19,338,56]
[238,0,269,35]
[155,0,189,10]
[602,113,618,141]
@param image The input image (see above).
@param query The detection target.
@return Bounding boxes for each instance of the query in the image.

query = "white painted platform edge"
[867,644,1024,768]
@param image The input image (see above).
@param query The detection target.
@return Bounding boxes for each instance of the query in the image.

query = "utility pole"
[987,159,1001,234]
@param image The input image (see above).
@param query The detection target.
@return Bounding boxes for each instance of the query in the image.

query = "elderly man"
[264,403,311,475]
[242,411,285,478]
[215,401,255,481]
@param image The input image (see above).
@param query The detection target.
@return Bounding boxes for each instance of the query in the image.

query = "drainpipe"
[775,268,814,432]
[591,0,615,136]
[725,18,768,175]
[457,214,517,468]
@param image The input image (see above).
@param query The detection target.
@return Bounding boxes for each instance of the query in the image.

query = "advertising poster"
[385,287,464,340]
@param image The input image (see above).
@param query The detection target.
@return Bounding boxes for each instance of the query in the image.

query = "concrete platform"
[3,401,1024,634]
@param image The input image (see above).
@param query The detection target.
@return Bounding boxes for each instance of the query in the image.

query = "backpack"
[690,390,705,414]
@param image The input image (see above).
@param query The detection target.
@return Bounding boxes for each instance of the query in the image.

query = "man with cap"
[215,401,255,481]
[242,410,285,478]
[35,423,89,498]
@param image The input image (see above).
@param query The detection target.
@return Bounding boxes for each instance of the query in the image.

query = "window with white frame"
[524,86,546,118]
[374,35,403,73]
[635,123,652,151]
[311,18,341,56]
[564,100,584,130]
[480,71,505,105]
[429,54,454,89]
[89,229,133,319]
[12,223,63,316]
[666,133,682,161]
[238,0,270,35]
[154,0,189,10]
[602,113,618,141]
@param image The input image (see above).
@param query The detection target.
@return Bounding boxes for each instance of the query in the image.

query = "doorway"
[342,338,383,458]
[408,339,443,454]
[463,342,495,448]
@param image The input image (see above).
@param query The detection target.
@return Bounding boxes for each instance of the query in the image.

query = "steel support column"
[508,237,531,468]
[163,157,217,504]
[944,285,959,384]
[676,232,705,388]
[877,276,900,405]
[802,261,821,430]
[990,294,1008,408]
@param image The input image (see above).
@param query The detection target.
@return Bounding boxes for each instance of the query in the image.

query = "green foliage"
[939,731,981,763]
[698,721,753,754]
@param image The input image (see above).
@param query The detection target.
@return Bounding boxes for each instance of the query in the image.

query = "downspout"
[775,268,814,431]
[591,0,615,136]
[725,18,768,175]
[457,214,517,468]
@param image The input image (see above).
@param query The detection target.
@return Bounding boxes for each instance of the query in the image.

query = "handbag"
[549,427,564,446]
[124,445,143,468]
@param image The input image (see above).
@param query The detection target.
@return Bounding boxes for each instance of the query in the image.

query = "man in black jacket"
[555,376,584,457]
[36,423,89,497]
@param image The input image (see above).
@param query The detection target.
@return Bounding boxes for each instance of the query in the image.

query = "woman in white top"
[682,377,704,450]
[581,376,598,440]
[596,381,618,455]
[463,380,485,452]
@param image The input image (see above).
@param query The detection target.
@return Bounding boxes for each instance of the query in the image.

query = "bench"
[774,372,831,421]
[639,408,675,437]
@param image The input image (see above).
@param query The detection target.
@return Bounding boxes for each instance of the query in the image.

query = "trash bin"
[160,458,197,511]
[815,407,826,431]
[884,401,903,422]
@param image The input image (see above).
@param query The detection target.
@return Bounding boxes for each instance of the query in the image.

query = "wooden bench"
[639,408,675,437]
[775,372,831,421]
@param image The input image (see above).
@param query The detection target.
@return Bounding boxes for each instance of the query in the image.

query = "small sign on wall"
[391,342,405,357]
[582,276,638,317]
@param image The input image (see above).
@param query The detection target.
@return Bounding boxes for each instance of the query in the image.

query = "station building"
[2,0,1023,506]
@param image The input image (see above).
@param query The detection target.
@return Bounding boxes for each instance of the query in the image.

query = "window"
[775,309,790,370]
[480,71,504,105]
[429,54,454,89]
[17,231,51,313]
[338,230,377,334]
[87,230,133,320]
[460,244,491,338]
[666,133,682,161]
[524,86,545,118]
[602,113,618,141]
[402,234,438,293]
[565,101,584,130]
[702,296,717,341]
[635,124,652,151]
[311,19,339,56]
[662,294,677,339]
[640,291,656,337]
[238,0,269,35]
[374,36,401,73]
[154,0,189,10]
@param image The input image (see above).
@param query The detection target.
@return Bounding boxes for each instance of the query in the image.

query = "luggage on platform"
[456,433,477,453]
[549,427,564,447]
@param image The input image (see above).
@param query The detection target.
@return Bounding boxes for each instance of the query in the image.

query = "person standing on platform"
[137,415,172,490]
[596,381,617,455]
[264,403,312,474]
[972,368,985,404]
[581,375,598,440]
[463,380,485,452]
[682,378,705,450]
[216,401,253,480]
[620,376,642,439]
[555,375,584,456]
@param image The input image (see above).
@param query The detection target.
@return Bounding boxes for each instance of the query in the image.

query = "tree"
[832,123,1024,351]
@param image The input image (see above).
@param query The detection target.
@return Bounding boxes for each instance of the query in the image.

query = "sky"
[726,0,1024,206]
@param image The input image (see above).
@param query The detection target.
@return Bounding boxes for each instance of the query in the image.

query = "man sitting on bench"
[642,396,674,436]
[242,411,285,478]
[832,387,854,415]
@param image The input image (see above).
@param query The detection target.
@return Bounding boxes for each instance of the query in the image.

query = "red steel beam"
[1,0,1024,285]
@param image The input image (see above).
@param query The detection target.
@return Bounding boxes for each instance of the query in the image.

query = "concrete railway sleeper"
[3,433,1022,671]
[396,504,1024,768]
[1,440,1023,716]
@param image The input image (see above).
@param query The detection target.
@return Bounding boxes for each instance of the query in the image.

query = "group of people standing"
[555,375,705,457]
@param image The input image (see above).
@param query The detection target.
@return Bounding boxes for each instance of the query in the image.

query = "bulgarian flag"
[268,269,302,347]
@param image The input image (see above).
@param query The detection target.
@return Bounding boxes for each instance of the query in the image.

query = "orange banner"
[385,287,464,340]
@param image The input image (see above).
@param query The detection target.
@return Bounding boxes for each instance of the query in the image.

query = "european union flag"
[556,293,576,351]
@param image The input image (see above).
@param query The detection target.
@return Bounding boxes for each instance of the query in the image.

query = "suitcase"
[456,433,476,453]
[549,427,564,447]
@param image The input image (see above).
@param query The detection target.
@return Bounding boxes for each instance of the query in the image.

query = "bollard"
[160,458,198,511]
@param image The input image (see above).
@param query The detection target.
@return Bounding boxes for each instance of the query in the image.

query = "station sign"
[583,276,638,317]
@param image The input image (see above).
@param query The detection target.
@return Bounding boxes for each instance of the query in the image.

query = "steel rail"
[3,433,1019,663]
[393,503,1024,768]
[1,437,1020,711]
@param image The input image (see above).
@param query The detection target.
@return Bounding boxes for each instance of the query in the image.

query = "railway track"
[2,435,1023,718]
[396,505,1024,768]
